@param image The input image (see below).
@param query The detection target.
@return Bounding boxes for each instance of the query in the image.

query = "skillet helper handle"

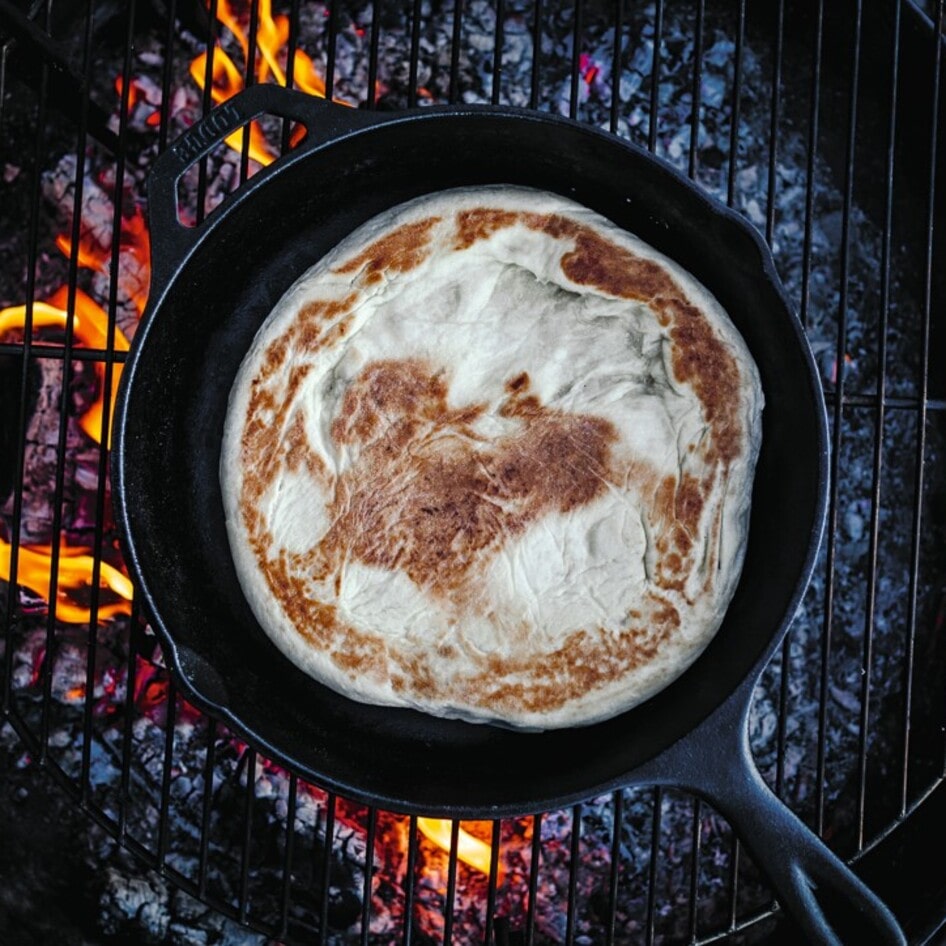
[664,713,906,946]
[147,85,382,280]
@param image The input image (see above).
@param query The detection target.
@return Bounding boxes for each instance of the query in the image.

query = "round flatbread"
[221,186,764,729]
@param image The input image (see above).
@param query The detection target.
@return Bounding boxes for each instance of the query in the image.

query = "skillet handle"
[147,86,383,284]
[639,696,905,945]
[702,760,905,945]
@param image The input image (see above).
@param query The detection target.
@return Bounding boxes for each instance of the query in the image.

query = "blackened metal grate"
[1,0,944,943]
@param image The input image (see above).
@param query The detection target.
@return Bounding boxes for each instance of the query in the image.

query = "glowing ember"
[579,52,600,86]
[417,817,494,877]
[115,75,162,128]
[189,0,331,166]
[0,539,134,624]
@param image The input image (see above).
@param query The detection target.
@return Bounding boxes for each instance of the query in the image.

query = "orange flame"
[118,208,152,316]
[417,818,495,877]
[0,286,130,446]
[189,0,332,166]
[189,48,275,165]
[0,539,134,624]
[115,75,162,128]
[55,205,151,317]
[55,233,104,271]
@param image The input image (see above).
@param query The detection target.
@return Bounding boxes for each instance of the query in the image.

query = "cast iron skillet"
[113,85,904,944]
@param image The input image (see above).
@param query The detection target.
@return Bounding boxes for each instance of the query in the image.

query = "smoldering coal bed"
[1,0,945,944]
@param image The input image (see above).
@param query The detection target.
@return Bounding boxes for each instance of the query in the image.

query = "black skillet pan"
[113,85,904,944]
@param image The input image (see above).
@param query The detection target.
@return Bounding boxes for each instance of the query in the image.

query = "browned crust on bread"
[459,209,743,466]
[236,205,747,716]
[519,213,742,467]
[312,360,618,601]
[333,216,442,284]
[454,209,520,249]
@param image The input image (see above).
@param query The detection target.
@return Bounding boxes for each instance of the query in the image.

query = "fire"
[189,49,275,165]
[55,204,151,317]
[417,817,495,877]
[0,286,130,447]
[189,0,333,166]
[0,538,134,624]
[115,75,162,128]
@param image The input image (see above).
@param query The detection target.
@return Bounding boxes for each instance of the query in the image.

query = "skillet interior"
[115,109,825,816]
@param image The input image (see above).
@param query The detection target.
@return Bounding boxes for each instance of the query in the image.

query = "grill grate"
[1,0,945,943]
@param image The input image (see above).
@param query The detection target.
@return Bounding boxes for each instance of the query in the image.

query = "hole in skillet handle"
[173,109,310,227]
[147,86,384,283]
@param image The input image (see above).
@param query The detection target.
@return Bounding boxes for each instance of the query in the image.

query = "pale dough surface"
[221,186,764,729]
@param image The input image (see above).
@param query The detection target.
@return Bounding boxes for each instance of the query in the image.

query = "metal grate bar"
[799,0,825,331]
[359,805,376,946]
[609,0,622,135]
[829,392,946,411]
[492,0,505,105]
[687,0,704,180]
[858,773,944,855]
[0,343,130,362]
[365,0,381,108]
[443,819,461,945]
[238,747,257,922]
[156,676,178,866]
[648,0,663,153]
[281,0,302,154]
[448,0,464,104]
[605,790,623,946]
[903,0,944,806]
[196,0,221,226]
[645,786,663,946]
[318,791,337,945]
[564,803,582,946]
[529,0,542,110]
[197,717,219,898]
[325,0,340,99]
[816,0,863,840]
[524,812,542,946]
[483,818,502,946]
[37,0,94,763]
[687,797,703,941]
[727,826,740,932]
[856,0,902,853]
[279,772,299,939]
[0,8,50,718]
[157,0,178,153]
[775,649,792,796]
[116,604,143,839]
[568,0,583,120]
[239,0,263,185]
[764,0,785,246]
[401,815,419,946]
[408,0,423,108]
[725,0,746,207]
[774,0,796,803]
[79,0,138,804]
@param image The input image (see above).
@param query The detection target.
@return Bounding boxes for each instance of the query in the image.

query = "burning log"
[42,154,148,341]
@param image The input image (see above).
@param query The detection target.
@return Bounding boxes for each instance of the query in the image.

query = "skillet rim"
[112,97,829,818]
